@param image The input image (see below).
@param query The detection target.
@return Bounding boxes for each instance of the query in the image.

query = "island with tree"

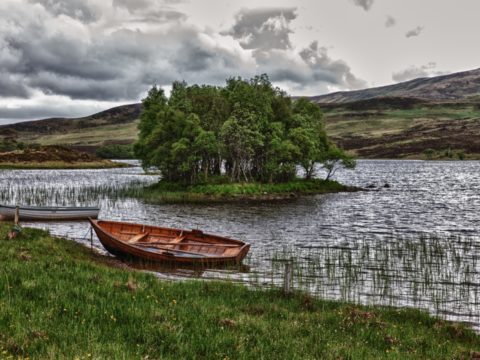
[133,75,357,202]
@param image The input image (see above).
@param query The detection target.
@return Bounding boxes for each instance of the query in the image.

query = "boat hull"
[0,205,100,221]
[89,219,250,266]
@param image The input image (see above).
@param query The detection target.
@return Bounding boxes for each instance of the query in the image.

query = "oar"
[133,243,214,257]
[134,241,240,248]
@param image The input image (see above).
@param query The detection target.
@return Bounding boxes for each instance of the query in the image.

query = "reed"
[245,234,480,330]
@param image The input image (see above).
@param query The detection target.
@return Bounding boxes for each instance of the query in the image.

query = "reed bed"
[239,234,480,330]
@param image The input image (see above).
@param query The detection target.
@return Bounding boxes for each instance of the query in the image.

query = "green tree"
[135,75,355,185]
[321,145,356,180]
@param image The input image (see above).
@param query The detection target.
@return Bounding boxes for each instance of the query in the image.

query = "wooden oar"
[134,241,240,248]
[132,243,214,257]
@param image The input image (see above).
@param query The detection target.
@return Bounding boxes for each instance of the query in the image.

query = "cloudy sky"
[1,0,479,123]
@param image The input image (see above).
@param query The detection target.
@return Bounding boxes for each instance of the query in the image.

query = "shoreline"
[124,178,363,204]
[0,223,478,358]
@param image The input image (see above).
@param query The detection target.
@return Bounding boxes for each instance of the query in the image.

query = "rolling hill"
[0,104,141,153]
[1,68,480,159]
[308,68,480,104]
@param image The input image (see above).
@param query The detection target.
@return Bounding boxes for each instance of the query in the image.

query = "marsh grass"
[246,235,480,331]
[0,170,157,206]
[0,161,128,170]
[0,224,479,359]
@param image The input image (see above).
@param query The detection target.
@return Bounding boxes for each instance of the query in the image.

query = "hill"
[1,68,480,159]
[307,67,480,159]
[309,68,480,104]
[0,104,141,153]
[0,145,127,169]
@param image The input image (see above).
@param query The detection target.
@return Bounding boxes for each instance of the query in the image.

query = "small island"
[133,75,356,202]
[0,144,127,169]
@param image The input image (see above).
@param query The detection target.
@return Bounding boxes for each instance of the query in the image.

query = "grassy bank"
[0,223,479,359]
[0,160,129,170]
[125,178,358,204]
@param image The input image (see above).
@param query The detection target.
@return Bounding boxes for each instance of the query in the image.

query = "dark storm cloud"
[351,0,374,11]
[392,62,446,82]
[254,41,366,92]
[0,1,246,102]
[28,0,97,22]
[0,0,366,120]
[406,26,424,38]
[176,45,217,72]
[226,7,297,50]
[385,16,396,28]
[298,42,366,88]
[0,102,111,123]
[0,74,31,98]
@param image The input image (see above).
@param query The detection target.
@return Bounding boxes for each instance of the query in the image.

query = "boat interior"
[98,220,243,257]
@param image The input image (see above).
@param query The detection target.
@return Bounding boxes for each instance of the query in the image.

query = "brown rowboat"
[89,219,251,265]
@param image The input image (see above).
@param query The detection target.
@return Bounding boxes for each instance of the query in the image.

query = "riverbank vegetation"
[0,144,127,169]
[96,144,135,159]
[134,75,355,188]
[126,178,356,203]
[0,223,478,359]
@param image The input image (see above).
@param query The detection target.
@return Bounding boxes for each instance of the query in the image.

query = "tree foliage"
[135,75,355,184]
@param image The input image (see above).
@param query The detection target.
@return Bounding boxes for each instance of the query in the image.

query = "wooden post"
[90,227,93,251]
[14,206,19,225]
[283,260,293,295]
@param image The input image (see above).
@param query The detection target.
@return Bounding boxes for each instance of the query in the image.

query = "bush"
[96,144,135,159]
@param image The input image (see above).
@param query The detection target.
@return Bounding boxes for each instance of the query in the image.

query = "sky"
[0,0,479,123]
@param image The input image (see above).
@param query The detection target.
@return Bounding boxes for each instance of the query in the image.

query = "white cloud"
[392,62,446,82]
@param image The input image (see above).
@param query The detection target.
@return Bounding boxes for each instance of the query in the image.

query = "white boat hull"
[0,205,100,221]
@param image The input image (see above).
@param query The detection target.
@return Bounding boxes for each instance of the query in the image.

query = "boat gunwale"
[94,219,247,246]
[0,204,100,211]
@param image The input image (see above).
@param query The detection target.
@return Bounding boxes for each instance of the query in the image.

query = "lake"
[1,159,479,330]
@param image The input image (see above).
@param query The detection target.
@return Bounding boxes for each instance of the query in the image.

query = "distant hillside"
[309,68,480,104]
[0,104,141,152]
[2,68,480,159]
[2,103,140,134]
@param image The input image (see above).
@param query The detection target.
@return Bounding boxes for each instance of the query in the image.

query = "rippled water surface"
[1,160,479,330]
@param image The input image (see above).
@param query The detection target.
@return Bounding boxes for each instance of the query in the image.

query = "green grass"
[19,120,140,147]
[125,178,356,203]
[387,106,480,120]
[0,223,478,359]
[0,160,129,170]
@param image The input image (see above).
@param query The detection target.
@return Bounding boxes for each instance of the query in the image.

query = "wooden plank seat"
[135,241,239,248]
[127,233,149,243]
[170,231,185,244]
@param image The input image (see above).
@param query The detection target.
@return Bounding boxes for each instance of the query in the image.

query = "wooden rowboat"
[0,204,100,221]
[89,219,251,265]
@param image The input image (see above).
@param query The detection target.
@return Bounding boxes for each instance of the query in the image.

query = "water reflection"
[0,160,479,330]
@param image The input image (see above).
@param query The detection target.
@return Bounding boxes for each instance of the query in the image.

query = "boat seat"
[170,231,186,244]
[171,235,186,244]
[127,233,149,243]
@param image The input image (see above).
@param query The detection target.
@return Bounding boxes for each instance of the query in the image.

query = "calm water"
[1,160,479,330]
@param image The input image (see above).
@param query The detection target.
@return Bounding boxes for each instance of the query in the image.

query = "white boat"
[0,204,100,221]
